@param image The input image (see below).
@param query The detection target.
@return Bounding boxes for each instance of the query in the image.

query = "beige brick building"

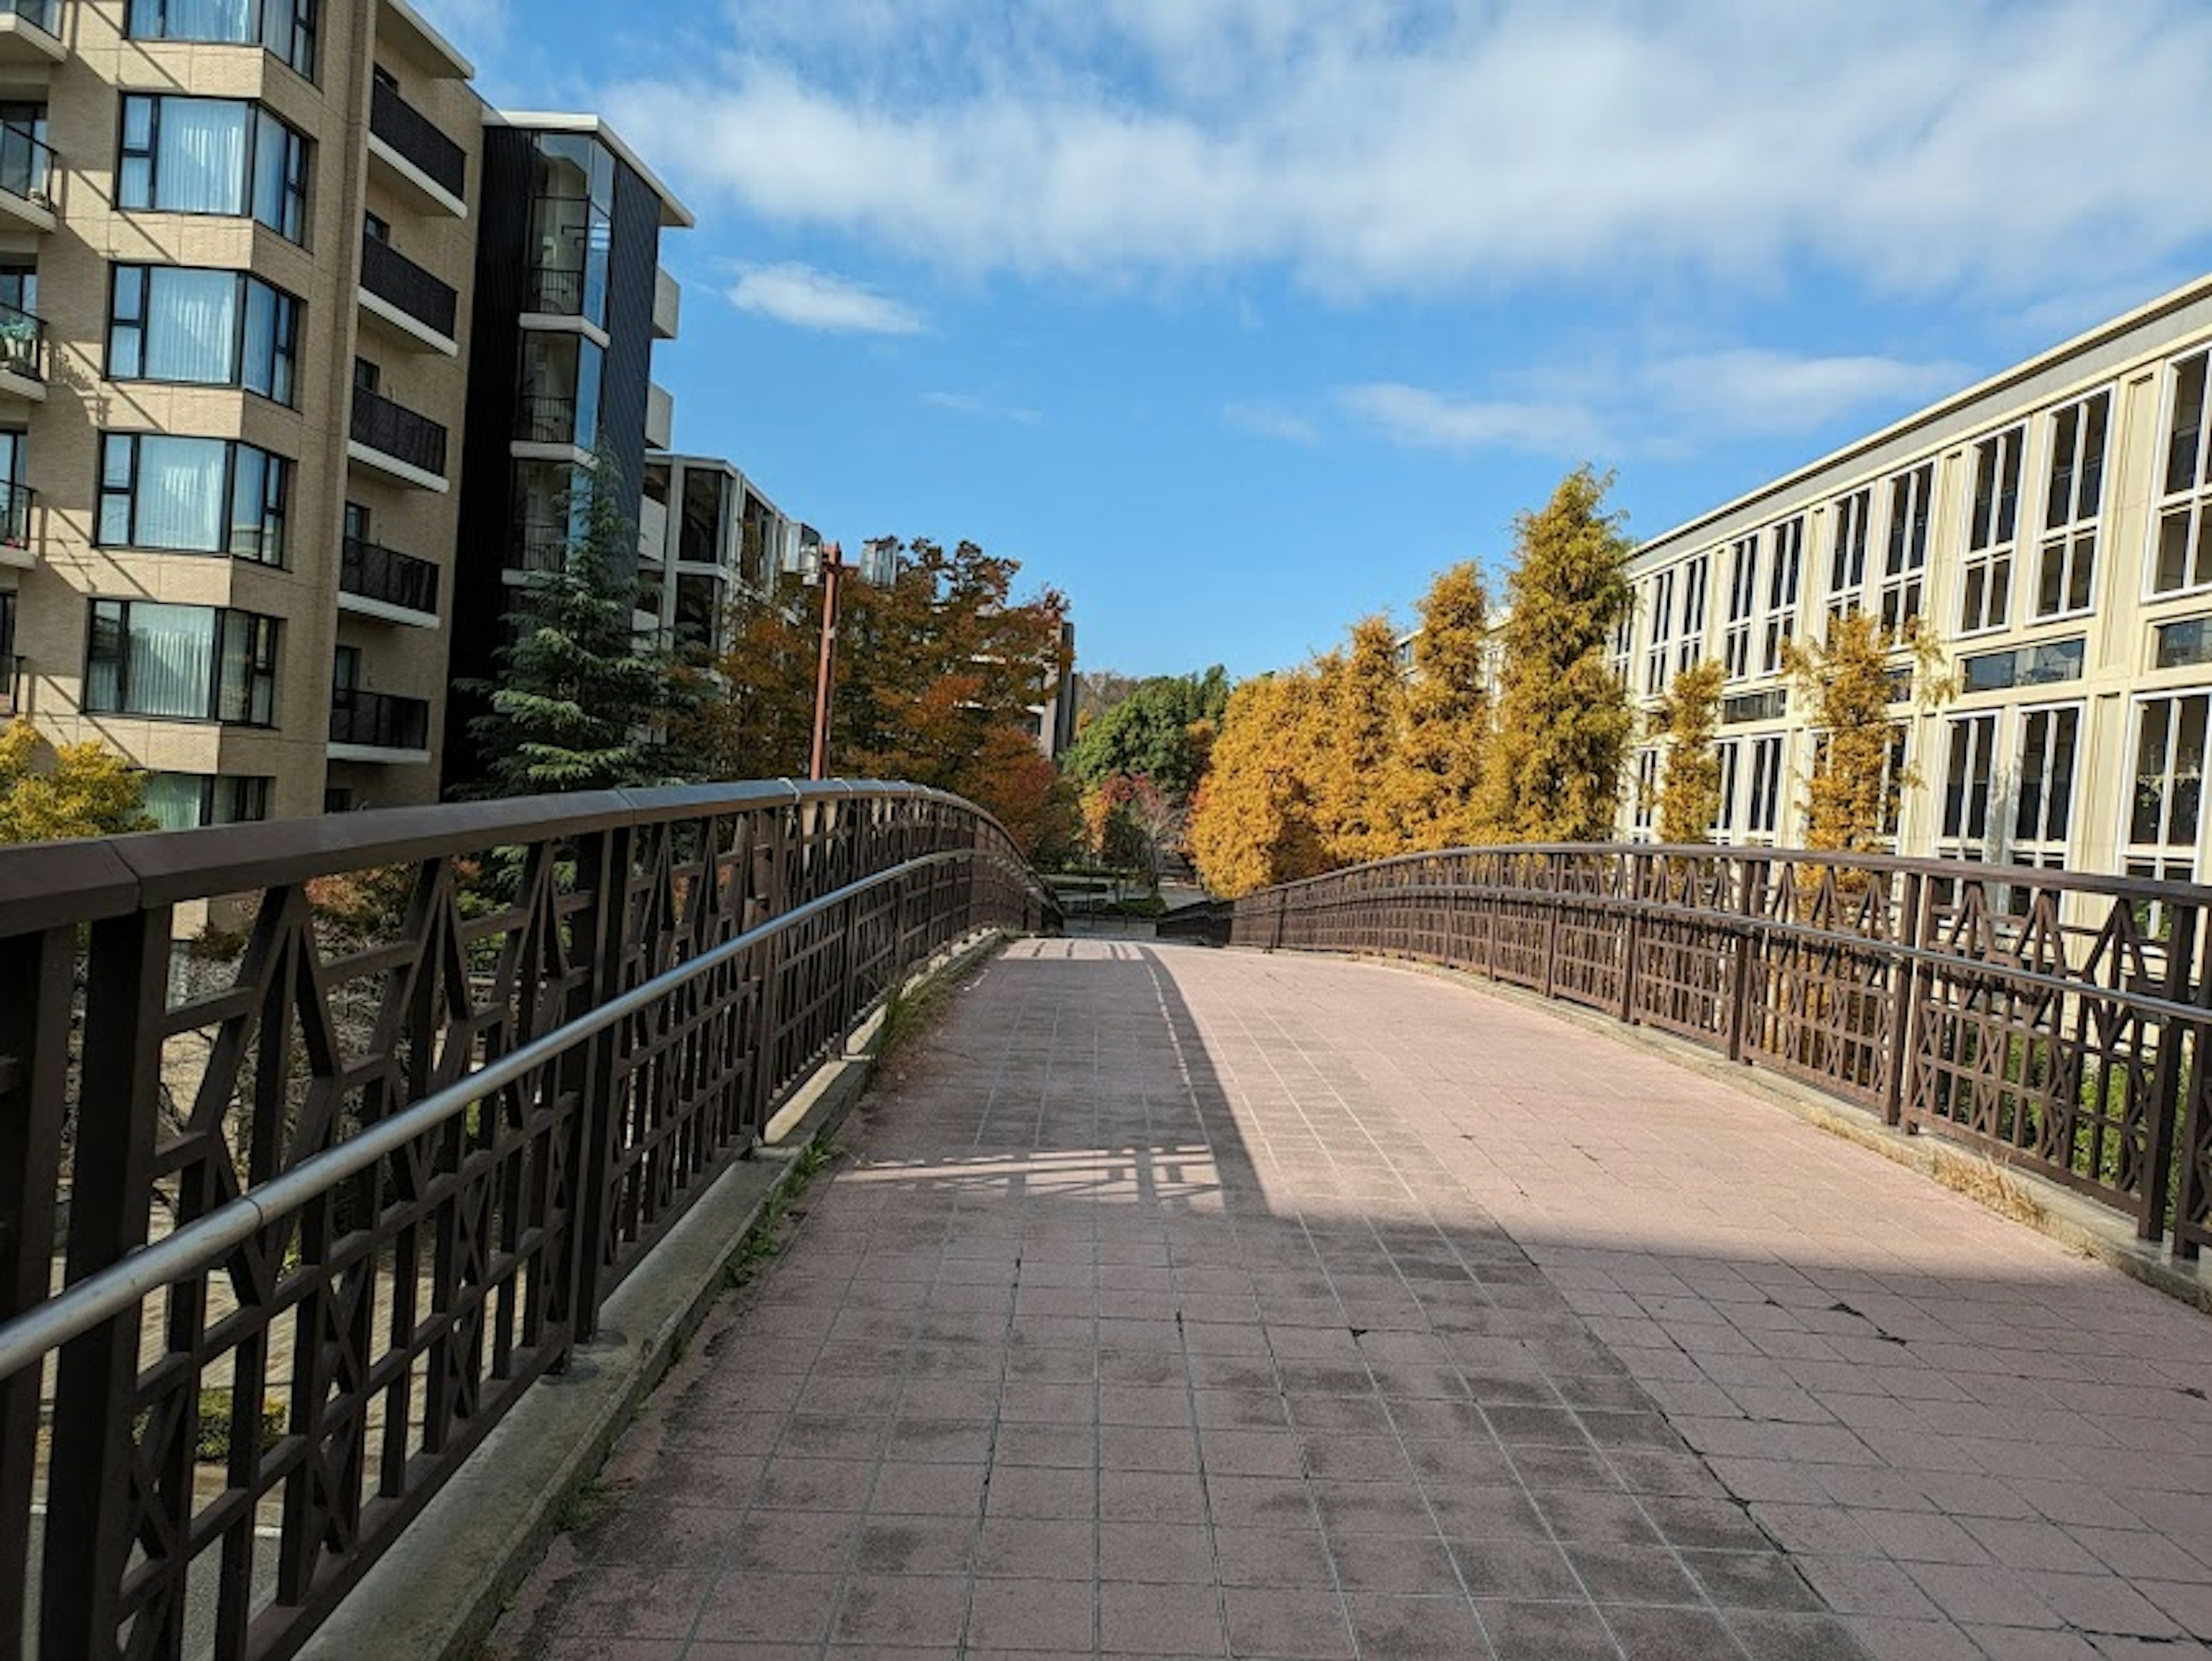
[1621,273,2212,884]
[0,0,702,826]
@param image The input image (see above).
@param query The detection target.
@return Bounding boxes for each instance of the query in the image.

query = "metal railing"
[525,263,585,317]
[0,296,44,383]
[0,0,59,34]
[0,653,21,715]
[338,536,440,618]
[1164,843,2212,1259]
[0,119,51,209]
[517,391,579,446]
[350,383,448,479]
[328,685,430,751]
[358,234,459,340]
[0,480,32,549]
[510,525,570,574]
[0,782,1056,1659]
[368,78,466,201]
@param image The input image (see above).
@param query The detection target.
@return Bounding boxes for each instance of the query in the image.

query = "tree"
[1392,563,1495,852]
[461,445,692,796]
[0,720,152,844]
[1479,467,1637,843]
[1063,668,1230,803]
[1650,660,1725,845]
[1786,611,1932,857]
[685,537,1072,858]
[1308,616,1408,867]
[1187,671,1329,898]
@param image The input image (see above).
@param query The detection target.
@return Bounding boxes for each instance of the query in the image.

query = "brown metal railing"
[1163,843,2212,1260]
[0,781,1056,1659]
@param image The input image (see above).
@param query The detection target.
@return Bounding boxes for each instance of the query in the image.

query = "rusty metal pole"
[809,542,847,781]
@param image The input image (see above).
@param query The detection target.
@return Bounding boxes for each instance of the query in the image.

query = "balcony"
[0,653,21,716]
[510,524,569,575]
[0,0,62,65]
[0,297,43,400]
[367,79,467,218]
[0,482,34,569]
[0,119,54,231]
[349,383,449,490]
[517,392,579,448]
[653,267,681,340]
[339,536,441,626]
[358,234,459,353]
[329,686,431,759]
[646,382,674,451]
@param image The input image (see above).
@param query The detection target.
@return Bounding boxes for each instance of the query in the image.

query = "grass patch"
[1931,1151,2048,1228]
[724,1135,840,1293]
[553,1475,616,1535]
[874,974,955,1069]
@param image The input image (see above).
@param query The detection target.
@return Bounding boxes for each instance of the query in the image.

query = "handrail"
[0,847,999,1380]
[1187,840,2212,1259]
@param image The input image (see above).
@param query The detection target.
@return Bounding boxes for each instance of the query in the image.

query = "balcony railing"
[359,234,459,340]
[517,392,578,447]
[0,298,44,382]
[369,78,466,201]
[0,0,58,35]
[339,536,441,618]
[329,686,430,751]
[0,653,21,716]
[351,383,448,478]
[526,263,586,317]
[0,481,33,550]
[0,119,51,209]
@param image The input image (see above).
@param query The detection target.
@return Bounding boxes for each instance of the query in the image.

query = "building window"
[1938,713,1999,858]
[118,96,310,244]
[1828,488,1872,619]
[517,331,604,450]
[2130,693,2209,883]
[142,772,272,831]
[1722,534,1758,682]
[126,0,317,79]
[108,266,300,404]
[2154,351,2212,596]
[1878,461,1934,633]
[1644,567,1676,695]
[1608,608,1632,687]
[1762,516,1802,675]
[1959,427,2022,635]
[1674,553,1710,676]
[97,434,290,565]
[1714,739,1741,837]
[1632,748,1659,838]
[527,134,615,328]
[2157,616,2212,670]
[2014,705,2079,868]
[0,588,14,664]
[84,600,278,724]
[2037,390,2107,618]
[1958,636,2085,694]
[1745,735,1785,841]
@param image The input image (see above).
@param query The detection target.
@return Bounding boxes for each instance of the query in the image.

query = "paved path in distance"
[490,940,2212,1660]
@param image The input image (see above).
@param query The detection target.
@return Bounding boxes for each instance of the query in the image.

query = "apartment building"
[441,113,689,779]
[0,0,693,823]
[636,451,816,658]
[1618,272,2212,885]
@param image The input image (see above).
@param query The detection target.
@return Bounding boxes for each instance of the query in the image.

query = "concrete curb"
[1241,947,2212,1319]
[299,930,1016,1661]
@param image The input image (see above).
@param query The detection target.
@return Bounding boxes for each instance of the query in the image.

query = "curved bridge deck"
[493,941,2212,1661]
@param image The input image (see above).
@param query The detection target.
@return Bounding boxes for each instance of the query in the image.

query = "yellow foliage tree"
[1650,660,1724,845]
[1187,672,1329,898]
[1785,612,1927,856]
[1393,563,1494,851]
[0,719,153,845]
[1479,467,1637,842]
[1308,616,1408,867]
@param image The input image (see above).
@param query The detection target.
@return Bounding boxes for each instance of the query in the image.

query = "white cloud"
[1223,402,1320,446]
[1339,347,1964,457]
[921,391,1043,425]
[606,1,2212,300]
[725,262,924,335]
[412,0,506,50]
[1338,384,1611,456]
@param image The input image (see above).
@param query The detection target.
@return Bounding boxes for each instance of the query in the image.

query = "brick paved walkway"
[491,941,2212,1660]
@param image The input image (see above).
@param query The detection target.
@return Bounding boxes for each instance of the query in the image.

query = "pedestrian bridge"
[2,789,2210,1660]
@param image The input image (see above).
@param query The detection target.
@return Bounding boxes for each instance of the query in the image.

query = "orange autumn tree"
[1187,671,1331,898]
[684,538,1077,860]
[1306,616,1410,867]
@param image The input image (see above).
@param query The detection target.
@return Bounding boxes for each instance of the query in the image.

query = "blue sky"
[425,0,2212,680]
